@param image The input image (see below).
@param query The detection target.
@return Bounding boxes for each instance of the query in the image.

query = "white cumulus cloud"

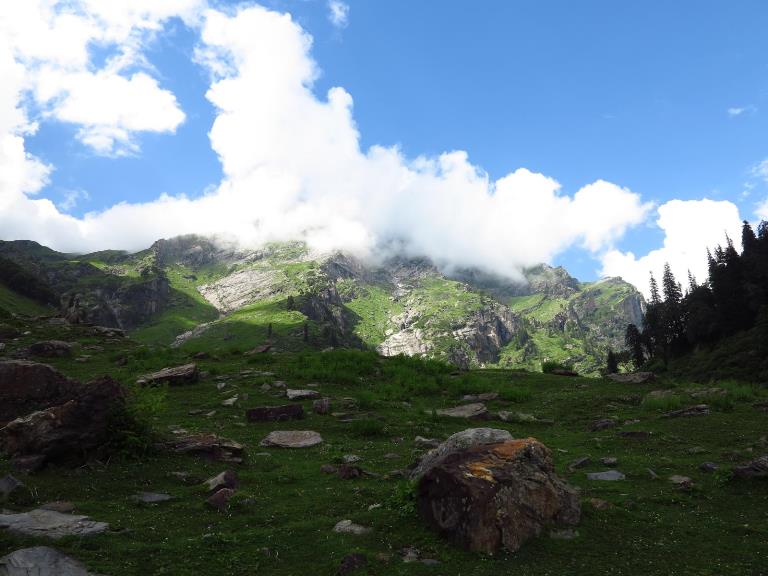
[600,199,744,297]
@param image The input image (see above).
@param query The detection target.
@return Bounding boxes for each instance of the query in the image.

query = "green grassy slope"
[0,320,765,575]
[0,283,53,316]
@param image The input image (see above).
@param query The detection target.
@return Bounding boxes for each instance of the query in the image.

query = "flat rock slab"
[137,363,198,386]
[434,403,488,419]
[734,455,768,479]
[587,470,626,481]
[0,546,97,576]
[333,519,371,535]
[246,404,304,422]
[286,389,320,400]
[166,433,244,463]
[132,492,173,504]
[664,404,710,418]
[0,509,108,539]
[260,430,323,448]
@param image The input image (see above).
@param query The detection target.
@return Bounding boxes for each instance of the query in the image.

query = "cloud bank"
[0,1,756,295]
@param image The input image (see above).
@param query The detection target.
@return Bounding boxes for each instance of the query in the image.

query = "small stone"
[260,383,272,392]
[619,431,652,439]
[333,519,371,535]
[589,418,617,432]
[434,403,488,419]
[260,430,323,448]
[688,446,707,455]
[587,470,625,481]
[246,404,304,422]
[733,455,768,479]
[286,389,320,400]
[699,462,719,473]
[203,470,239,493]
[497,411,537,423]
[0,475,22,499]
[342,455,361,464]
[320,464,338,474]
[313,398,332,415]
[222,396,238,407]
[669,475,694,489]
[383,453,400,460]
[207,488,235,511]
[600,457,618,466]
[568,456,591,471]
[647,468,659,479]
[421,558,441,566]
[132,492,173,504]
[461,392,498,402]
[401,547,420,563]
[589,498,611,510]
[414,436,440,449]
[664,404,710,418]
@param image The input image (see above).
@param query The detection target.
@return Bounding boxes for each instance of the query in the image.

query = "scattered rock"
[689,387,726,399]
[338,465,364,480]
[411,428,513,480]
[286,389,320,400]
[733,455,768,479]
[646,389,675,399]
[589,418,617,432]
[551,369,579,377]
[333,520,371,535]
[414,436,440,449]
[25,341,73,358]
[0,475,22,499]
[461,392,498,402]
[203,470,239,493]
[320,464,338,474]
[497,411,547,424]
[568,456,591,471]
[607,372,656,384]
[337,553,367,575]
[246,404,304,422]
[260,430,323,448]
[664,404,710,418]
[132,492,173,504]
[137,363,198,386]
[669,475,694,489]
[699,462,718,473]
[166,433,244,463]
[587,470,625,481]
[245,344,271,355]
[753,401,768,412]
[0,509,108,539]
[342,454,361,464]
[618,431,652,439]
[312,398,332,415]
[0,361,80,427]
[687,446,707,455]
[434,402,488,420]
[590,498,611,510]
[383,453,399,460]
[207,488,235,511]
[221,396,238,407]
[647,468,659,480]
[416,436,580,554]
[600,457,618,466]
[0,546,97,576]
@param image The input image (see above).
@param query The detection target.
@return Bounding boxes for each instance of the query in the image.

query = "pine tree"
[606,349,618,374]
[662,263,686,355]
[624,323,644,368]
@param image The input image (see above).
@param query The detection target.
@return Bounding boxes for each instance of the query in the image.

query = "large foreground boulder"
[0,361,79,427]
[0,376,126,465]
[411,428,513,480]
[416,436,580,554]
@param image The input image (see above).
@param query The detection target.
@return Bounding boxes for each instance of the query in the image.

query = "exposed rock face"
[416,437,580,554]
[137,363,198,386]
[0,376,126,464]
[377,328,430,358]
[25,341,73,358]
[199,268,284,313]
[0,546,97,576]
[0,361,79,427]
[734,455,768,479]
[451,305,526,366]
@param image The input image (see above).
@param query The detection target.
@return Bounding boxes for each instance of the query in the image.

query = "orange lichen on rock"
[464,438,541,482]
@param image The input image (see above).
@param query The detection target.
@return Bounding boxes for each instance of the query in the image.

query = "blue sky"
[3,0,768,291]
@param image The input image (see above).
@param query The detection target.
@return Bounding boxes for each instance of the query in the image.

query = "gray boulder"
[411,428,513,480]
[0,546,97,576]
[0,509,108,539]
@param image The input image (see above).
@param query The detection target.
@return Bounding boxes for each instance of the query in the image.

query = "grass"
[346,285,404,347]
[1,316,766,575]
[0,283,53,316]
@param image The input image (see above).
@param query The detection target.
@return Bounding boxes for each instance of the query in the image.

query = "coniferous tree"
[643,273,665,362]
[624,323,645,368]
[661,263,686,355]
[606,349,618,374]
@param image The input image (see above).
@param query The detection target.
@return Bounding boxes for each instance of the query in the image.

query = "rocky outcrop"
[0,361,80,427]
[0,376,126,465]
[0,546,99,575]
[137,363,199,386]
[452,304,526,365]
[415,436,580,554]
[199,268,285,313]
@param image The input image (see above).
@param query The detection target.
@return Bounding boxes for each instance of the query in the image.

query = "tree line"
[612,220,768,372]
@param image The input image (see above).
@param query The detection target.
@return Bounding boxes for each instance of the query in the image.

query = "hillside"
[0,236,644,374]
